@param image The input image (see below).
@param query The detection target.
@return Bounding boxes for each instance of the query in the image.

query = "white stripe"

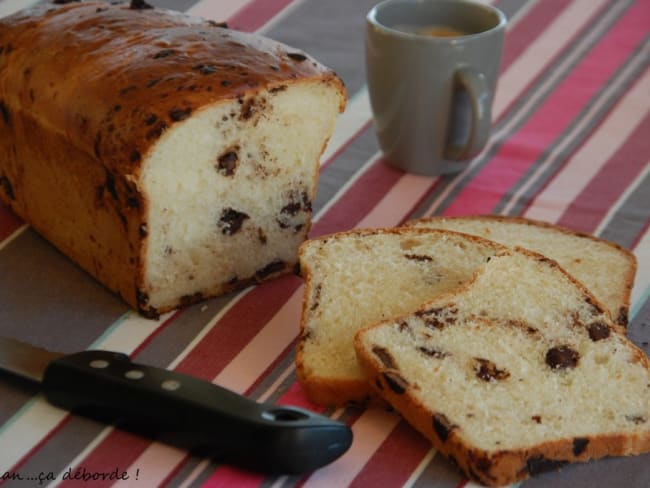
[402,448,436,488]
[186,0,251,20]
[0,224,27,252]
[525,65,650,222]
[0,0,37,18]
[303,408,401,488]
[504,49,650,216]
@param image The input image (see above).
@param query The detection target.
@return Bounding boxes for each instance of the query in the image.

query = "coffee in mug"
[366,0,507,176]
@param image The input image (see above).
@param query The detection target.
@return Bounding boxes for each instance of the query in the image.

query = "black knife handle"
[41,350,352,474]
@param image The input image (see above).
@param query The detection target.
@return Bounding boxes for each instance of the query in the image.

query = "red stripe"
[443,0,648,217]
[57,431,150,488]
[227,0,294,32]
[498,0,573,74]
[0,204,23,242]
[175,274,301,379]
[349,421,431,488]
[557,111,650,233]
[311,159,405,237]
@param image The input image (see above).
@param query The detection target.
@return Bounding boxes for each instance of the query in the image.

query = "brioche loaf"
[355,249,649,486]
[407,215,636,327]
[296,228,504,406]
[0,1,345,317]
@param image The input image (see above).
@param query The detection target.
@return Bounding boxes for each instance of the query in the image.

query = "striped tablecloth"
[1,0,649,487]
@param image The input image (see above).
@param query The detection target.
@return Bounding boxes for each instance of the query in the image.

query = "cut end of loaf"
[139,81,343,314]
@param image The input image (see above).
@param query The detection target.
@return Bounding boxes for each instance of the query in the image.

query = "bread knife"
[0,336,352,474]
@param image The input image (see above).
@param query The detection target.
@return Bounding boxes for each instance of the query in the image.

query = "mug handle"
[444,67,491,161]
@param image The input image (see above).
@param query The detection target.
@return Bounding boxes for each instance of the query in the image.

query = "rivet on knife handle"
[41,350,352,474]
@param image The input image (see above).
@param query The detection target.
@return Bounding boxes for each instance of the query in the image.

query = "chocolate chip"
[287,52,307,62]
[531,415,542,424]
[192,63,218,75]
[221,80,232,87]
[0,175,14,200]
[584,296,604,315]
[139,223,148,238]
[545,345,580,370]
[169,107,192,122]
[218,208,249,235]
[216,149,238,176]
[625,415,647,424]
[309,284,322,311]
[0,100,10,125]
[432,413,455,442]
[104,172,118,201]
[258,228,268,245]
[587,322,610,341]
[572,437,589,456]
[372,346,397,369]
[255,259,285,279]
[130,0,153,10]
[473,358,510,382]
[136,289,150,306]
[144,114,158,126]
[382,370,408,394]
[404,253,433,262]
[206,20,228,28]
[617,307,629,326]
[146,121,168,140]
[180,292,204,307]
[281,201,302,216]
[526,456,569,475]
[418,346,449,359]
[130,149,141,163]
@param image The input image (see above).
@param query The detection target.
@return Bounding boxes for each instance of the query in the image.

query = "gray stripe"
[411,450,461,488]
[629,295,650,357]
[2,415,110,488]
[408,0,632,219]
[0,230,128,350]
[599,170,650,250]
[262,0,379,96]
[150,0,201,13]
[495,38,650,216]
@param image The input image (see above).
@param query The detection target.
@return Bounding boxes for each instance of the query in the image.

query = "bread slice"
[355,248,650,487]
[406,215,636,327]
[296,228,505,406]
[0,1,345,317]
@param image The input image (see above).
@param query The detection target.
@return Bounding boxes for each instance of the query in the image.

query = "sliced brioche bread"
[296,228,505,406]
[406,215,636,327]
[355,248,649,487]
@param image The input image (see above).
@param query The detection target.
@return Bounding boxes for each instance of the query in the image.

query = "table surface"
[1,0,649,487]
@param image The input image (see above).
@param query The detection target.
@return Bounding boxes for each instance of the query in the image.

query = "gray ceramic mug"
[366,0,506,175]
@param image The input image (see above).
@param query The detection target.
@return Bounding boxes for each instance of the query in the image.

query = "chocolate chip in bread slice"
[296,228,505,406]
[355,248,649,487]
[406,215,636,327]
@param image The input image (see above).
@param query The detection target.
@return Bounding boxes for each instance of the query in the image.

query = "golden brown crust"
[0,1,345,315]
[406,215,637,327]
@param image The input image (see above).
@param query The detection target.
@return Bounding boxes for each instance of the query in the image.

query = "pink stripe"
[227,0,294,32]
[557,111,650,233]
[443,0,648,217]
[498,0,573,73]
[349,421,431,488]
[0,204,23,242]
